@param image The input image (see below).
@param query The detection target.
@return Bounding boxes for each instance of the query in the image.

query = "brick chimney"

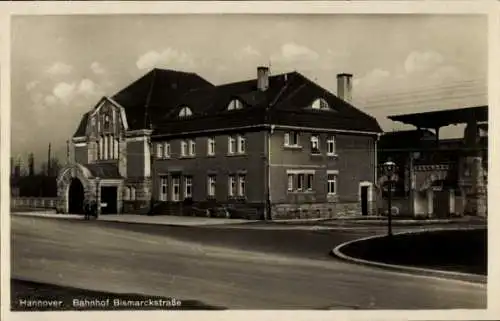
[257,66,270,91]
[337,73,353,103]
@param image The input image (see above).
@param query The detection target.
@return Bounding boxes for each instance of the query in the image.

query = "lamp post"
[95,176,101,217]
[383,159,396,237]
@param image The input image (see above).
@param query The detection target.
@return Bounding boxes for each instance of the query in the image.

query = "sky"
[11,14,487,168]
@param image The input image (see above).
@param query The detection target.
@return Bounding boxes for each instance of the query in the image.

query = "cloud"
[404,50,444,74]
[326,48,350,59]
[52,82,76,105]
[235,45,261,60]
[429,65,463,81]
[90,62,106,75]
[271,42,319,63]
[30,92,44,105]
[77,78,103,98]
[50,79,103,106]
[44,95,58,107]
[46,62,73,75]
[353,68,391,89]
[26,80,40,91]
[136,48,196,71]
[355,50,465,99]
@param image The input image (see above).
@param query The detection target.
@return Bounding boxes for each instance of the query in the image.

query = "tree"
[49,157,62,177]
[28,153,35,176]
[40,157,63,177]
[13,158,21,178]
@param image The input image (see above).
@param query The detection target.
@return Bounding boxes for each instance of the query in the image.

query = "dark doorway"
[68,178,85,214]
[361,186,369,216]
[100,186,118,214]
[432,182,450,218]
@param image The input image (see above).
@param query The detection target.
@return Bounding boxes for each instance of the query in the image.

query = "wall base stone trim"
[270,201,371,220]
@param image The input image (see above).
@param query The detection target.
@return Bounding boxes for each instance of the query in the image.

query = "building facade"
[377,107,488,218]
[56,67,383,219]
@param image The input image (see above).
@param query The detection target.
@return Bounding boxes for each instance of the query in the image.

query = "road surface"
[11,215,486,309]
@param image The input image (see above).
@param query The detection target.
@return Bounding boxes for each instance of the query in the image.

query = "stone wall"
[12,197,58,209]
[270,201,369,220]
[118,139,127,177]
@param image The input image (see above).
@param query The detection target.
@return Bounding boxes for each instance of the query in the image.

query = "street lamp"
[95,176,100,218]
[383,159,396,237]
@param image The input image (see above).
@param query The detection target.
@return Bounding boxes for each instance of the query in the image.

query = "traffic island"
[11,279,225,311]
[332,228,487,283]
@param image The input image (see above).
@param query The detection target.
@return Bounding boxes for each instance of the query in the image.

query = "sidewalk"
[11,211,258,227]
[11,210,485,228]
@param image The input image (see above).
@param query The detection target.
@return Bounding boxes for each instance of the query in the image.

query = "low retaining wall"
[271,201,376,220]
[11,197,58,209]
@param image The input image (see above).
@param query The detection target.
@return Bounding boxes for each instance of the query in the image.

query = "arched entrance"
[56,163,93,214]
[68,178,85,214]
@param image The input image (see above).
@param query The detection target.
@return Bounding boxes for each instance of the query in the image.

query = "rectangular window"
[228,175,236,196]
[207,137,216,156]
[157,143,164,158]
[181,141,188,157]
[184,176,192,199]
[159,176,168,201]
[164,142,171,158]
[189,140,196,156]
[228,136,236,154]
[311,135,320,154]
[287,170,315,193]
[327,174,337,195]
[238,175,246,196]
[297,174,304,191]
[306,174,314,191]
[238,135,246,154]
[327,136,336,155]
[287,174,294,192]
[208,175,217,197]
[284,131,300,146]
[172,176,180,201]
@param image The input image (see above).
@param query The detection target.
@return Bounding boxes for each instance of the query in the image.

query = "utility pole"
[47,143,52,176]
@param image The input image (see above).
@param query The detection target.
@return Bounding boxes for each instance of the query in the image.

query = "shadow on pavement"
[11,279,225,311]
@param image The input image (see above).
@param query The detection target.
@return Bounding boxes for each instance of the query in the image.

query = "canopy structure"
[388,106,488,129]
[388,106,488,142]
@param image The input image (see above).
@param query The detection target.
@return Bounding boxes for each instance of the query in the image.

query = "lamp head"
[383,159,396,176]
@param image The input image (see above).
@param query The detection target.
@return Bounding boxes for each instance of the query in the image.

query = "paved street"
[11,215,486,309]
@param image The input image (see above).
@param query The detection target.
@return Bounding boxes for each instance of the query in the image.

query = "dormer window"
[227,99,243,111]
[311,98,330,110]
[179,106,193,117]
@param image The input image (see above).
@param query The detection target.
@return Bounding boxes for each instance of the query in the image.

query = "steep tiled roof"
[72,69,214,137]
[111,68,214,130]
[73,112,90,137]
[153,71,382,136]
[74,68,383,138]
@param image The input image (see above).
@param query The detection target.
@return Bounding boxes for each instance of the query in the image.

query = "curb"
[11,209,57,214]
[10,212,258,227]
[12,212,82,219]
[331,227,487,284]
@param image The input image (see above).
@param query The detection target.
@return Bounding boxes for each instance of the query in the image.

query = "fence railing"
[11,197,58,209]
